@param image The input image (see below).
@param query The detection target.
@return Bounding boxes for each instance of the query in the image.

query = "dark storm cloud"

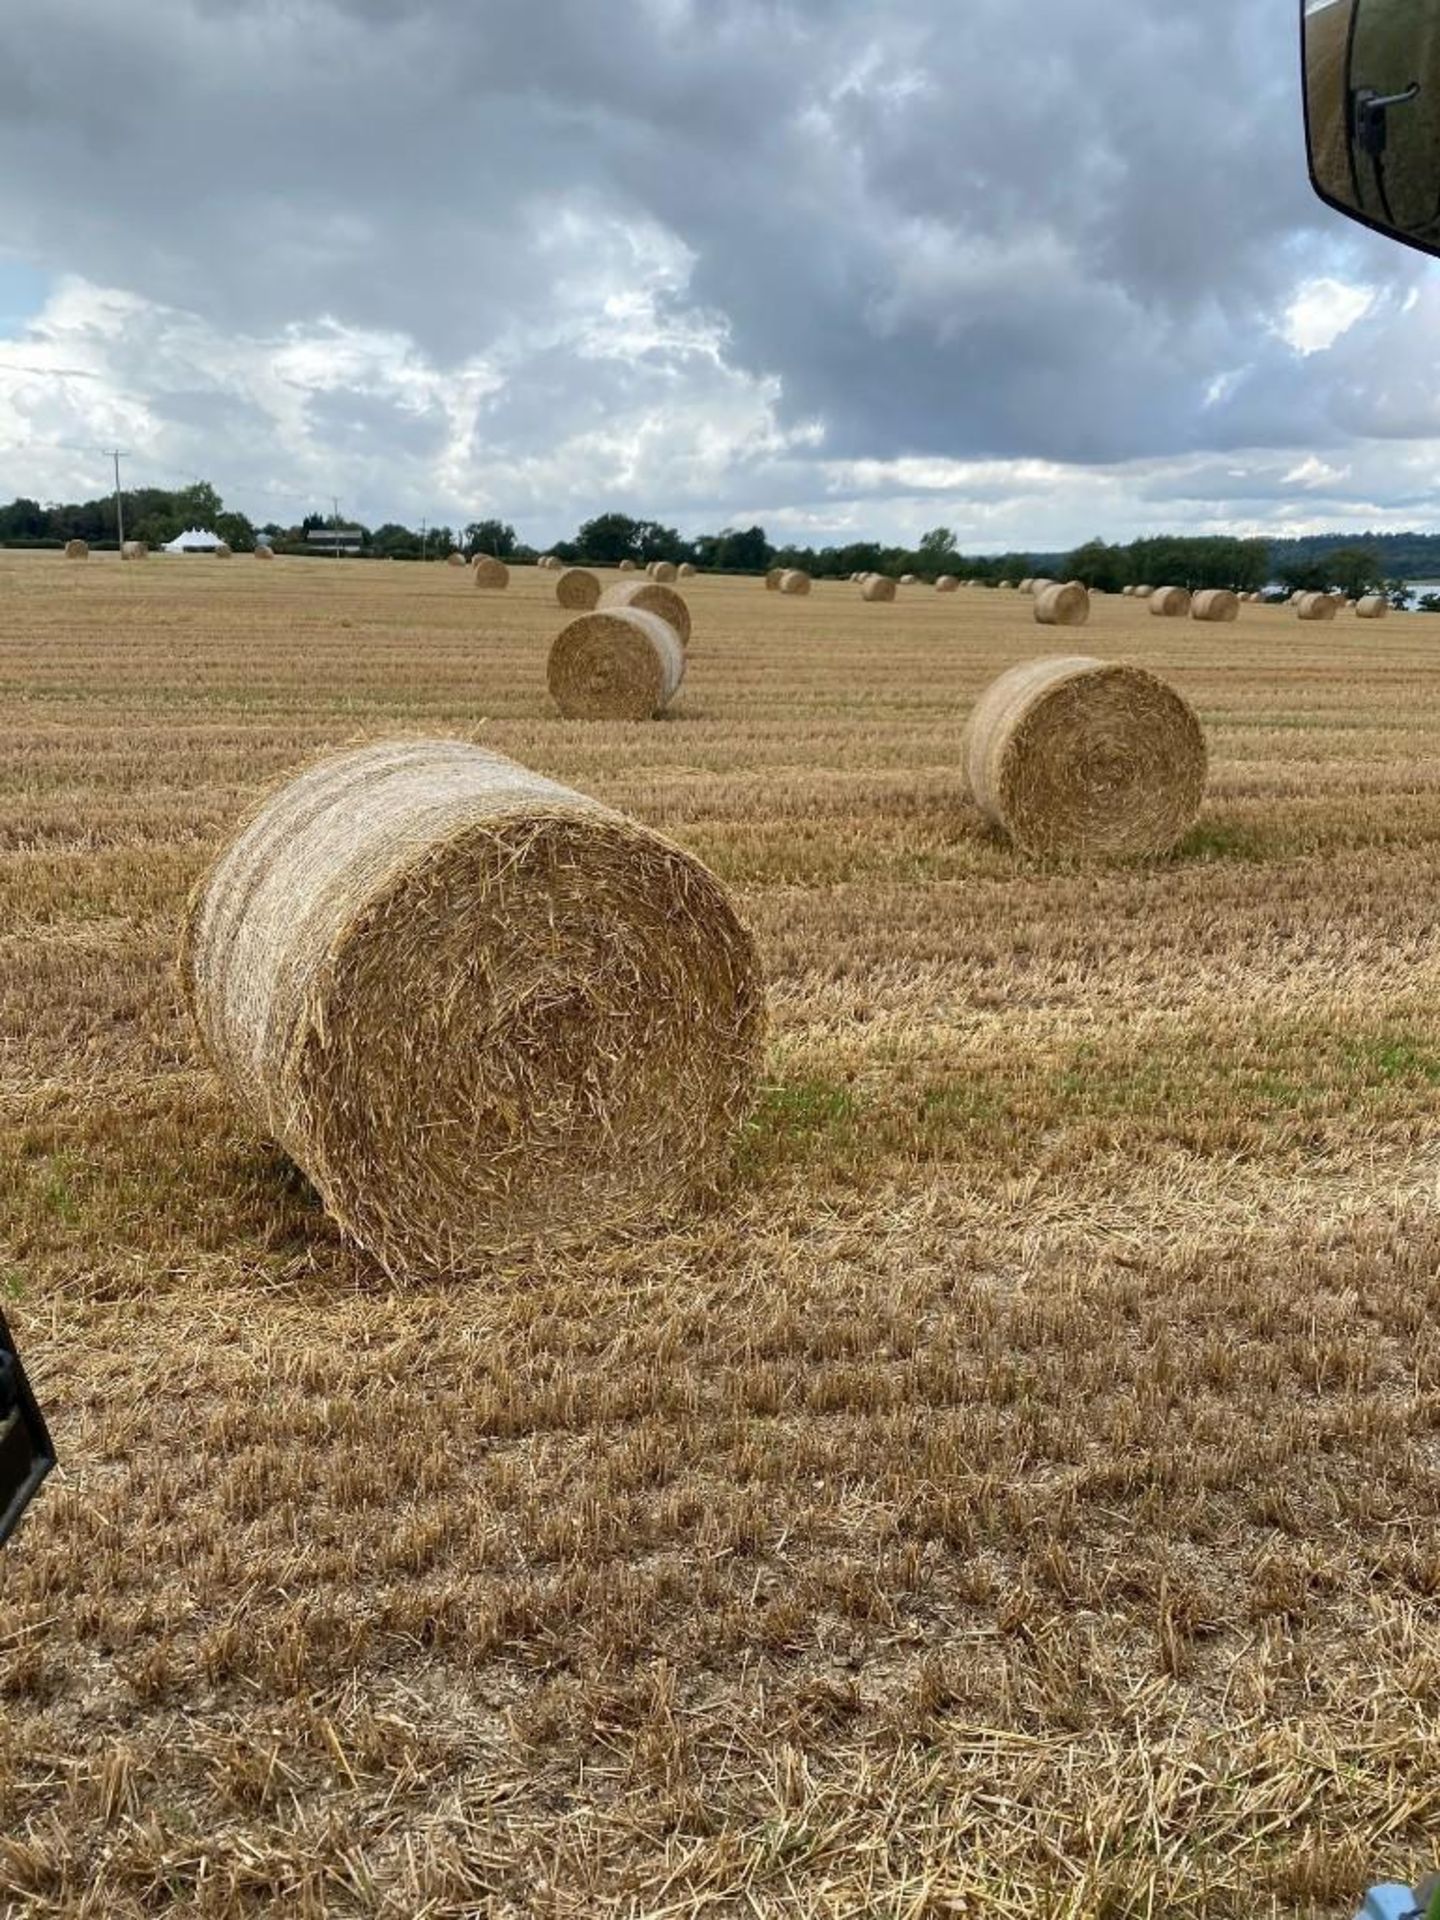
[0,0,1434,511]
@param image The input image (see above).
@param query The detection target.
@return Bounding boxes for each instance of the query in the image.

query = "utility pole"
[332,496,341,560]
[421,518,428,563]
[111,449,125,549]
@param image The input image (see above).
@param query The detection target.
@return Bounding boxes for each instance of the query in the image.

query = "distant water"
[1402,581,1440,610]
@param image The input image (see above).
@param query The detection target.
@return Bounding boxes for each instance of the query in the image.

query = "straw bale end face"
[935,575,959,592]
[962,656,1207,861]
[473,556,509,590]
[1034,582,1089,628]
[1148,586,1190,617]
[548,607,686,718]
[618,558,638,572]
[555,567,601,611]
[778,569,810,595]
[861,575,897,602]
[64,539,89,559]
[181,740,764,1275]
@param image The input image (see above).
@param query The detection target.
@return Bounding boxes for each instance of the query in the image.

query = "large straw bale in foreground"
[779,569,810,595]
[65,539,89,560]
[1148,586,1190,617]
[861,575,897,602]
[555,567,601,611]
[473,556,509,590]
[182,739,763,1274]
[1356,595,1389,619]
[548,607,685,719]
[600,578,692,647]
[1190,589,1239,623]
[962,656,1206,860]
[1034,582,1090,628]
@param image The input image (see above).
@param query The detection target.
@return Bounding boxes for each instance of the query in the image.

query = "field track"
[1,552,1437,1917]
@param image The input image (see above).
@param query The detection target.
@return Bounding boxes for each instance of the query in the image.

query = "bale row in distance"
[181,738,763,1276]
[548,606,686,719]
[963,656,1207,860]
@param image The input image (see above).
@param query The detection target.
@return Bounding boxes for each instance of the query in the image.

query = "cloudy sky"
[0,0,1435,551]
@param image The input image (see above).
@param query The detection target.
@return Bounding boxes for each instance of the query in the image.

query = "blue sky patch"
[0,259,50,338]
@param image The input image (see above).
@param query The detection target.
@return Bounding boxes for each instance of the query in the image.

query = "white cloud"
[1280,278,1377,355]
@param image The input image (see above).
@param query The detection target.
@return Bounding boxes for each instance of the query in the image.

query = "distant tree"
[1063,538,1129,592]
[1318,545,1383,598]
[695,524,771,573]
[371,522,422,557]
[1384,577,1412,610]
[575,513,643,564]
[465,518,516,558]
[918,527,956,558]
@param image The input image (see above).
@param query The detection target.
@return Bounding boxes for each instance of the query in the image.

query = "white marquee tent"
[163,527,225,553]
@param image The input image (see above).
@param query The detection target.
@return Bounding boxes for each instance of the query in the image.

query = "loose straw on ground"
[962,656,1207,860]
[548,607,685,718]
[181,738,764,1275]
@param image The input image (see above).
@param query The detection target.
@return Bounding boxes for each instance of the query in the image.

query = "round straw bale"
[548,607,686,719]
[1190,589,1239,623]
[214,542,233,558]
[998,580,1017,590]
[181,738,763,1274]
[618,558,638,572]
[1034,582,1090,628]
[473,556,509,590]
[649,560,678,584]
[1028,579,1055,598]
[1288,590,1307,606]
[1148,586,1190,617]
[677,562,696,578]
[599,578,691,648]
[1122,585,1134,597]
[861,575,897,602]
[1356,595,1389,619]
[1133,585,1153,600]
[1017,578,1034,594]
[64,539,89,559]
[900,573,918,585]
[1296,592,1339,621]
[555,567,601,611]
[765,567,785,591]
[255,544,275,560]
[778,569,810,596]
[962,657,1206,860]
[935,576,958,592]
[121,539,148,560]
[447,552,467,567]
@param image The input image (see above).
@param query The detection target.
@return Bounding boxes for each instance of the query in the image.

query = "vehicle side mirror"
[1304,0,1440,257]
[0,1309,55,1547]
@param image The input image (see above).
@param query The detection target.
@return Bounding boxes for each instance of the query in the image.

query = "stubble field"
[0,551,1437,1918]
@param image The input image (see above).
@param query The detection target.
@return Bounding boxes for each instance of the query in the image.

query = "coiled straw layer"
[181,740,763,1274]
[962,656,1207,860]
[547,607,686,719]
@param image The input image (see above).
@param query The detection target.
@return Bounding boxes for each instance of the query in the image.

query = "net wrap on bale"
[548,607,685,718]
[181,739,763,1275]
[962,656,1207,860]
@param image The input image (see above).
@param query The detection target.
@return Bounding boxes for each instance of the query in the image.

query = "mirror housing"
[1304,0,1440,257]
[0,1310,55,1547]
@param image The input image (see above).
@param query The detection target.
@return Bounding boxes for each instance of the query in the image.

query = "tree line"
[0,484,1420,599]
